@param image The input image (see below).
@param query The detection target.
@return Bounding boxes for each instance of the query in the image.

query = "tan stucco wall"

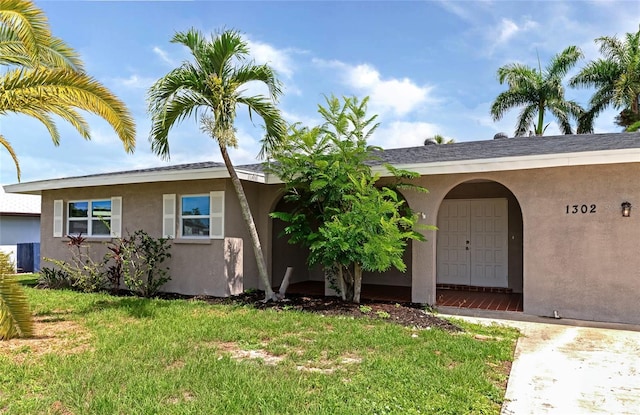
[41,180,248,297]
[404,163,640,325]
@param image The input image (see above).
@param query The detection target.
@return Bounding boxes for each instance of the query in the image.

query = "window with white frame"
[162,192,224,239]
[180,195,210,237]
[65,199,120,237]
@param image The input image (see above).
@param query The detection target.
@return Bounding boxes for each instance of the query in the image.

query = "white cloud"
[281,109,320,128]
[497,19,519,44]
[114,74,156,89]
[314,59,435,117]
[436,0,475,22]
[153,46,177,67]
[246,39,296,79]
[348,64,434,116]
[372,121,441,149]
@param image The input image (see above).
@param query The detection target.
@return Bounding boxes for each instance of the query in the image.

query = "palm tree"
[147,29,287,301]
[0,0,136,181]
[570,26,640,130]
[490,46,586,136]
[424,134,454,145]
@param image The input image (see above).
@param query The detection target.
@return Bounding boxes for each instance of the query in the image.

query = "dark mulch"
[189,290,461,332]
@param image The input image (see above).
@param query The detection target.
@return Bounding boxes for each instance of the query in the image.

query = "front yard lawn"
[0,287,518,414]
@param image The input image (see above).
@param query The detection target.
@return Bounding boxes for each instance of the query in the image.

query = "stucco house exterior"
[0,185,41,271]
[4,131,640,325]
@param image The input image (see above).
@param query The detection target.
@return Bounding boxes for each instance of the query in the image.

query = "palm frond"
[515,104,537,136]
[0,252,33,340]
[0,133,20,181]
[547,45,583,79]
[0,0,51,65]
[238,95,286,158]
[0,68,136,152]
[235,63,282,102]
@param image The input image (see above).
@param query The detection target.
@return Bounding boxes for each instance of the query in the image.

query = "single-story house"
[4,131,640,325]
[0,185,41,271]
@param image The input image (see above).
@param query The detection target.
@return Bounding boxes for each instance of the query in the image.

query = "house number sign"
[565,204,596,214]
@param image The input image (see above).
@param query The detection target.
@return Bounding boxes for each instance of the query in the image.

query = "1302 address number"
[566,204,596,214]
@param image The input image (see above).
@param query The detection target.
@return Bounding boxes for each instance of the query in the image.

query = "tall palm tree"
[148,29,287,301]
[491,46,586,136]
[570,26,640,130]
[0,0,136,181]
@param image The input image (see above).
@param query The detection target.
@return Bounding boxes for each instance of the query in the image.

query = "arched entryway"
[435,179,523,311]
[270,193,413,302]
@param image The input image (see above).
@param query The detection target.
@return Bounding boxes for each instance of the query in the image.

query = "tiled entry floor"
[436,289,523,312]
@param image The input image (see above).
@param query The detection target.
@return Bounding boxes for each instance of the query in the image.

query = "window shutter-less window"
[163,194,176,238]
[210,191,224,239]
[110,197,122,237]
[53,199,63,237]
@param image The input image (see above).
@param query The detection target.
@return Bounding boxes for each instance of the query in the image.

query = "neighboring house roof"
[0,185,40,214]
[5,132,640,195]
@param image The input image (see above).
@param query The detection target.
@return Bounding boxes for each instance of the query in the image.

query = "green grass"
[11,273,38,286]
[0,287,518,414]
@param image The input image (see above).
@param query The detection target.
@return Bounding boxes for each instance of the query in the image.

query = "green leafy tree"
[491,46,587,136]
[147,28,287,301]
[570,26,640,130]
[0,0,136,181]
[268,96,429,303]
[0,251,33,340]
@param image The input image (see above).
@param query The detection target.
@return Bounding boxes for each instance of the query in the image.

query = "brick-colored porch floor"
[282,281,523,312]
[436,289,523,312]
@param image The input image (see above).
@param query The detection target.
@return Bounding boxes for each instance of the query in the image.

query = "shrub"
[119,230,172,298]
[37,267,74,290]
[45,234,108,293]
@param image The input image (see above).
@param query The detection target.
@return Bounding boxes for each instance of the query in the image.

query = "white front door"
[437,198,508,287]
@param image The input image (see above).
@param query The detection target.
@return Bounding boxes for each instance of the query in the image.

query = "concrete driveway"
[440,311,640,414]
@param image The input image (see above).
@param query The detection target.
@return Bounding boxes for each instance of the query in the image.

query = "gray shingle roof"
[243,131,640,172]
[62,161,227,179]
[6,132,640,192]
[371,131,640,166]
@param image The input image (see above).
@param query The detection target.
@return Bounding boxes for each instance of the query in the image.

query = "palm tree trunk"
[536,102,545,135]
[219,144,276,301]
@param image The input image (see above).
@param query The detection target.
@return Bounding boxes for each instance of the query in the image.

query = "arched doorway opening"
[436,179,523,311]
[270,192,413,302]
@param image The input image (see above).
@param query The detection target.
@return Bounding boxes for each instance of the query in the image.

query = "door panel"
[437,198,508,287]
[436,200,470,285]
[470,199,508,287]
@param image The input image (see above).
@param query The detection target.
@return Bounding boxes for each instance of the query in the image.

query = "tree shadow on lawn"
[76,295,172,319]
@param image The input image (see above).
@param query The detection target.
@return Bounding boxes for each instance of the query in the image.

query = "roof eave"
[6,147,640,194]
[4,166,267,195]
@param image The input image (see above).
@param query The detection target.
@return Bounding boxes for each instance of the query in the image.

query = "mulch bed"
[189,291,461,332]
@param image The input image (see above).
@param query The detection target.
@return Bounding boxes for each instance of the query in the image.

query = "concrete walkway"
[439,310,640,414]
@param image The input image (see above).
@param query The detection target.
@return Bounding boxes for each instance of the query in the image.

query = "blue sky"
[1,0,639,183]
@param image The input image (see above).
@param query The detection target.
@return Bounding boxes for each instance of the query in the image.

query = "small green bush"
[119,230,172,298]
[37,267,74,290]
